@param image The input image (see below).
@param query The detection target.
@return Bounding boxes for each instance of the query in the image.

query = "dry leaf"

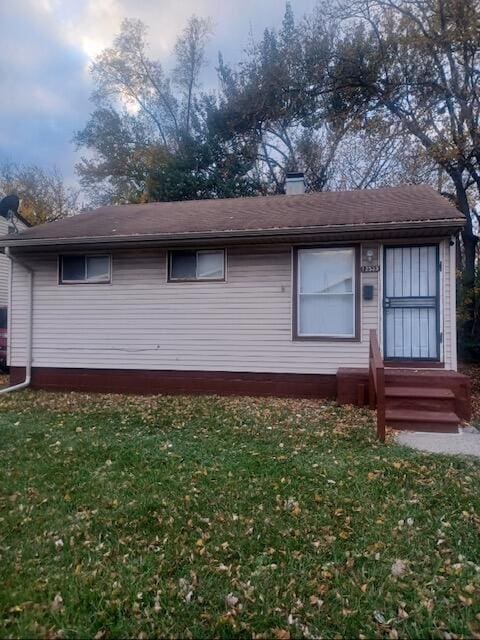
[291,505,301,517]
[51,594,64,613]
[398,606,409,619]
[226,593,239,608]
[373,611,386,624]
[391,559,407,577]
[309,595,323,608]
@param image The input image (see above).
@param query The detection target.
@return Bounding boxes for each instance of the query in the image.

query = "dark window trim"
[58,254,112,285]
[292,244,361,342]
[167,248,226,283]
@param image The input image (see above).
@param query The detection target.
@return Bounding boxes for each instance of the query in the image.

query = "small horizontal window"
[169,250,225,281]
[60,255,111,284]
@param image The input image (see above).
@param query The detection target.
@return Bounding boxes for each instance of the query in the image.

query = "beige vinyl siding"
[9,240,455,373]
[10,244,383,374]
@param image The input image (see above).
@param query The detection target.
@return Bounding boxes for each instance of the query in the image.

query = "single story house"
[0,181,471,432]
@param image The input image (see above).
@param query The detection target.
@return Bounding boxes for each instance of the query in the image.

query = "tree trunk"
[452,178,477,286]
[449,172,478,358]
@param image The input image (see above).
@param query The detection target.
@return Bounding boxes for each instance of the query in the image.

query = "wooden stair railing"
[369,329,386,442]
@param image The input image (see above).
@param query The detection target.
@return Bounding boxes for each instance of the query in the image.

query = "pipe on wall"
[0,248,33,393]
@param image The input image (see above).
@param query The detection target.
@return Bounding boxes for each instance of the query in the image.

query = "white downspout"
[0,248,33,393]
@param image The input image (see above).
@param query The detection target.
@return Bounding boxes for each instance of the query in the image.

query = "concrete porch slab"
[396,427,480,457]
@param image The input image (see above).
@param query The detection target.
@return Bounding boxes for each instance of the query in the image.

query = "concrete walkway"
[396,427,480,458]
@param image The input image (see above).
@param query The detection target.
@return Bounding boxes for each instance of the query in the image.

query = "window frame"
[59,254,112,285]
[292,245,360,342]
[167,248,226,282]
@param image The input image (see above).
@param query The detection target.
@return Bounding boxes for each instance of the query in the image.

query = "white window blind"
[297,248,355,337]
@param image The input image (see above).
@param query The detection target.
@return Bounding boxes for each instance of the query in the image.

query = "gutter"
[0,218,466,249]
[0,248,33,394]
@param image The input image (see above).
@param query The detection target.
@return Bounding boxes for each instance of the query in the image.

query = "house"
[0,211,29,368]
[0,210,29,307]
[0,181,471,432]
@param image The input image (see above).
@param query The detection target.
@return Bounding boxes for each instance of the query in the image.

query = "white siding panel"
[442,239,454,370]
[10,243,382,374]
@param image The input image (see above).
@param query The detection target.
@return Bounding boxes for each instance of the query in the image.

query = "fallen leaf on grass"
[373,611,386,624]
[51,594,64,613]
[391,559,407,577]
[226,593,239,608]
[309,595,323,608]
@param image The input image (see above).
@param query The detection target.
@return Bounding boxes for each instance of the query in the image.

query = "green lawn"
[1,390,479,639]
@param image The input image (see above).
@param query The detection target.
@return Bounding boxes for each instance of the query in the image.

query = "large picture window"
[60,255,111,284]
[296,247,357,339]
[169,249,225,281]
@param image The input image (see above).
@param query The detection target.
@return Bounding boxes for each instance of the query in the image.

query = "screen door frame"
[383,244,441,362]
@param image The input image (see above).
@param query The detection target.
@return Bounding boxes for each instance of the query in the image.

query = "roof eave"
[0,218,465,249]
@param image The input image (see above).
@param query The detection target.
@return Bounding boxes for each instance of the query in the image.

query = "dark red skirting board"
[9,367,337,400]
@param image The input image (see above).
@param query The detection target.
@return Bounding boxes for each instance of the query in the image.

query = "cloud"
[0,0,92,179]
[0,0,318,187]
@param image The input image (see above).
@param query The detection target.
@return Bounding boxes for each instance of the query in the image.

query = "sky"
[0,0,318,189]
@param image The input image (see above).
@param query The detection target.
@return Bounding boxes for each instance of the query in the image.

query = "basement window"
[168,249,225,281]
[60,255,111,284]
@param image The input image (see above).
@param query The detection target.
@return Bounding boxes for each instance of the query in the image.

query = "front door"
[384,245,440,361]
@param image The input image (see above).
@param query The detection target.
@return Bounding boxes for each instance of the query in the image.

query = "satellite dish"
[0,194,20,220]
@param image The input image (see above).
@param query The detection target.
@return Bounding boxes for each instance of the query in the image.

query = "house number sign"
[360,265,380,273]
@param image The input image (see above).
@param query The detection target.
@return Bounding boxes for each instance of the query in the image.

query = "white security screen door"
[384,245,440,360]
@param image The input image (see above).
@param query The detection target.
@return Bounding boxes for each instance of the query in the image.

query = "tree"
[74,15,259,203]
[174,16,213,134]
[215,4,331,193]
[74,106,165,205]
[214,3,431,194]
[316,0,480,346]
[331,122,438,190]
[0,163,78,225]
[146,95,261,201]
[89,18,180,147]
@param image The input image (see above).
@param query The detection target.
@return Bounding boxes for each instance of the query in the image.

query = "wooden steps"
[385,386,456,413]
[385,408,460,433]
[337,353,471,435]
[384,383,461,433]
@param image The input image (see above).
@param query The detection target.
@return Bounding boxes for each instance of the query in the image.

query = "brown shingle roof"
[0,185,464,247]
